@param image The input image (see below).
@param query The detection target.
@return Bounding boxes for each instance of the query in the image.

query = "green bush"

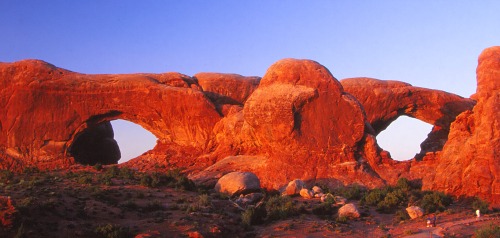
[362,188,387,206]
[472,197,489,214]
[335,184,365,200]
[118,167,135,179]
[419,191,452,213]
[105,166,120,178]
[241,206,266,228]
[312,202,337,216]
[475,223,500,238]
[77,174,93,184]
[394,209,410,222]
[139,173,163,188]
[395,178,411,192]
[94,224,132,238]
[139,170,195,190]
[377,189,407,213]
[265,196,300,221]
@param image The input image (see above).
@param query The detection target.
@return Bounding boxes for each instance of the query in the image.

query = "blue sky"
[2,1,499,161]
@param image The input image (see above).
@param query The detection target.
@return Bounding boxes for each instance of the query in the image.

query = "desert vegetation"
[1,167,498,237]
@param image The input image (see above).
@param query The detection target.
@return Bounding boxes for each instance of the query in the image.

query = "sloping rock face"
[426,47,500,205]
[194,73,260,115]
[0,60,221,170]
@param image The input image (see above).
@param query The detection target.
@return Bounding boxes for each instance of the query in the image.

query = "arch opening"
[111,119,157,164]
[68,119,157,165]
[376,116,433,161]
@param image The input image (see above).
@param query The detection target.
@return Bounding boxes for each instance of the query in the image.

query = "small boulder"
[338,203,360,219]
[312,186,323,194]
[283,179,305,196]
[321,193,335,203]
[406,206,424,219]
[299,188,314,199]
[314,192,324,198]
[235,192,264,206]
[335,196,348,205]
[214,172,261,196]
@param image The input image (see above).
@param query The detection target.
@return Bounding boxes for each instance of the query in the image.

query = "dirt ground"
[1,166,498,238]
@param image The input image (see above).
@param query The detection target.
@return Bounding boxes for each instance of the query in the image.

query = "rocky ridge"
[0,47,498,206]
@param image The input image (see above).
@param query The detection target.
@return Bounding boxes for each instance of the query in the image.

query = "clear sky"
[2,1,499,162]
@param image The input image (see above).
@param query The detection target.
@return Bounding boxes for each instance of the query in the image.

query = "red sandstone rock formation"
[426,47,500,205]
[0,60,221,170]
[0,48,498,206]
[341,78,475,160]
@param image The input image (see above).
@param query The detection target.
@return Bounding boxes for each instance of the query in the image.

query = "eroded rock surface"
[427,46,500,205]
[0,48,498,206]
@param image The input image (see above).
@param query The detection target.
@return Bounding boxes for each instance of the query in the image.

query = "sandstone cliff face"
[0,48,498,206]
[427,47,500,205]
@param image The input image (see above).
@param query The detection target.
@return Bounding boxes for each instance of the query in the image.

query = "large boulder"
[406,206,424,219]
[283,179,306,196]
[338,203,360,219]
[214,171,261,196]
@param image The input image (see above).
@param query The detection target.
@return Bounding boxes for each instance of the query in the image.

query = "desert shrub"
[77,174,93,184]
[93,163,103,171]
[335,184,365,200]
[139,170,194,190]
[265,195,300,221]
[139,173,163,188]
[197,194,210,207]
[336,215,348,224]
[475,223,500,238]
[241,206,266,228]
[419,191,452,213]
[94,223,132,238]
[377,190,406,213]
[312,202,337,216]
[105,166,120,178]
[171,175,195,191]
[362,188,387,206]
[118,167,135,180]
[395,178,411,192]
[394,209,410,222]
[472,197,489,214]
[241,208,255,229]
[186,194,211,213]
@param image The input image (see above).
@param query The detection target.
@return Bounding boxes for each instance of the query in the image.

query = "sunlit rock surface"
[0,47,498,206]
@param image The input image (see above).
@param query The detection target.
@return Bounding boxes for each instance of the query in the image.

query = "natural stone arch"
[0,60,221,171]
[340,77,476,158]
[341,77,475,134]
